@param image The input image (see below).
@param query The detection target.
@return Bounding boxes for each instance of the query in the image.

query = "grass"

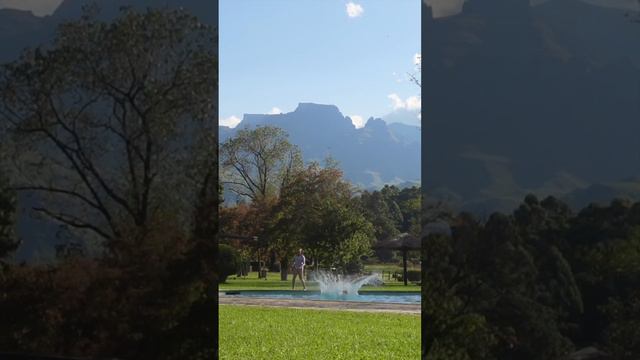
[219,271,420,292]
[219,305,420,360]
[363,263,420,273]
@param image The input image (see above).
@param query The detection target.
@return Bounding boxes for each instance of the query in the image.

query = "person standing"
[291,248,307,291]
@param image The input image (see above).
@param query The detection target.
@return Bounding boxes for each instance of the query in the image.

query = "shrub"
[218,244,240,283]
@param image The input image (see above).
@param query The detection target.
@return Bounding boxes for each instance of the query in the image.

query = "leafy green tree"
[396,186,422,235]
[567,199,640,346]
[423,199,580,359]
[423,194,640,359]
[303,197,374,272]
[358,188,401,241]
[356,185,421,262]
[357,187,402,261]
[602,290,640,359]
[268,160,373,275]
[422,228,496,360]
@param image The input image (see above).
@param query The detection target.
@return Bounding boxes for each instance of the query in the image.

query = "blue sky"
[219,1,421,128]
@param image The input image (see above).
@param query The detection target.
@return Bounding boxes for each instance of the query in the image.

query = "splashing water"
[311,270,383,299]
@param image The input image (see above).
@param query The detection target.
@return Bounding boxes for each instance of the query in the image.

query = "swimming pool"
[222,290,421,304]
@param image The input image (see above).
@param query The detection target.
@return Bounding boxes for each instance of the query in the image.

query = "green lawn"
[219,271,420,292]
[219,305,420,359]
[363,263,420,274]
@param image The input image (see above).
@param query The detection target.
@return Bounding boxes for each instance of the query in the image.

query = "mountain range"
[423,0,640,214]
[220,103,421,190]
[3,0,640,258]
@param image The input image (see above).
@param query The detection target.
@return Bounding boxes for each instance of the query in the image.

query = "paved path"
[219,293,420,314]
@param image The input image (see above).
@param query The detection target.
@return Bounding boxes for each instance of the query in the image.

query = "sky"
[219,1,421,128]
[3,0,636,127]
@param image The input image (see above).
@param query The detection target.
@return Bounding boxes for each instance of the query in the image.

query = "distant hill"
[423,0,640,213]
[220,103,421,190]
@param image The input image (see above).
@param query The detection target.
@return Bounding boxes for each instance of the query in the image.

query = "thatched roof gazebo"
[373,233,421,286]
[374,222,452,286]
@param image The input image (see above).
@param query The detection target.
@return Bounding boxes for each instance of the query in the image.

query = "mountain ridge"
[423,0,640,214]
[221,102,421,190]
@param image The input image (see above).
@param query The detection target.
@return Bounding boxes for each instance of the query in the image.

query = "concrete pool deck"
[219,293,421,314]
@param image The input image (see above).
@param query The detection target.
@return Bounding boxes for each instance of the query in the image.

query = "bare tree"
[0,8,217,252]
[220,126,303,203]
[408,53,422,88]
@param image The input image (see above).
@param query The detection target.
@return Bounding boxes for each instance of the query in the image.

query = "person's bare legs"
[298,268,306,290]
[292,268,306,290]
[292,270,298,290]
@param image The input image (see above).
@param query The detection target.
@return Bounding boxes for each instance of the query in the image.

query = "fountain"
[311,270,383,300]
[222,270,420,304]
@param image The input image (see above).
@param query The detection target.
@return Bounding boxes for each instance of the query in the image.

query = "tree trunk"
[280,256,288,281]
[403,248,408,286]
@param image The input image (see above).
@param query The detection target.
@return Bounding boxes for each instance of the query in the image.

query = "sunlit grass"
[219,305,420,360]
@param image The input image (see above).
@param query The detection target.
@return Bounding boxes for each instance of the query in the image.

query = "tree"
[357,188,402,261]
[0,170,19,260]
[423,197,582,359]
[409,53,421,88]
[357,185,423,262]
[0,8,219,359]
[268,160,373,276]
[0,7,217,254]
[422,227,496,359]
[396,186,422,235]
[219,126,304,279]
[602,290,640,359]
[220,126,303,203]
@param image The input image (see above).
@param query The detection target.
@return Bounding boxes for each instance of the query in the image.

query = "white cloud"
[220,115,241,128]
[346,2,364,18]
[413,53,422,66]
[350,115,366,129]
[383,108,421,127]
[406,96,421,111]
[388,94,421,111]
[388,94,405,109]
[269,107,282,114]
